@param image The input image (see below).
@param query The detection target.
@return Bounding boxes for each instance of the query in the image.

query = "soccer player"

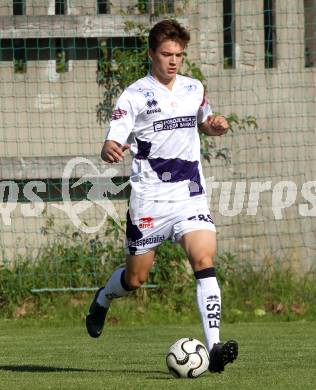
[86,19,238,373]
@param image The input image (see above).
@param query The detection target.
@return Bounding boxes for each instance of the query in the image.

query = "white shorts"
[125,196,216,255]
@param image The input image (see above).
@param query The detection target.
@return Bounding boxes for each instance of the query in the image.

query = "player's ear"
[148,48,153,61]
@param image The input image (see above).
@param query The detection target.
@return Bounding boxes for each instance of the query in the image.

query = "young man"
[86,19,238,373]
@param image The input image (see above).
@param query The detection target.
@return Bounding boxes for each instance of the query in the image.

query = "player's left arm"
[196,80,229,137]
[199,115,229,136]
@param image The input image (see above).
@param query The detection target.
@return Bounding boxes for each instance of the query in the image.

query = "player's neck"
[150,72,177,90]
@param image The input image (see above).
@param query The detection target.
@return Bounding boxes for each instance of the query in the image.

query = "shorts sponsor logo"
[111,108,127,120]
[128,234,165,247]
[139,216,154,229]
[153,116,196,132]
[187,213,214,223]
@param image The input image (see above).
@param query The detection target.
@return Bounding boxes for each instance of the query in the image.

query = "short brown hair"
[148,19,190,52]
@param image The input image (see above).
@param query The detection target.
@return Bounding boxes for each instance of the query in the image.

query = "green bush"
[216,253,316,322]
[1,222,316,322]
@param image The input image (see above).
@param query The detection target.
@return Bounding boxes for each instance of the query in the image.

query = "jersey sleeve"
[105,90,136,145]
[197,83,212,124]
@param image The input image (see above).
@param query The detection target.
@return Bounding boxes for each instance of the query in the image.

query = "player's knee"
[125,274,147,290]
[192,254,215,271]
[127,280,142,290]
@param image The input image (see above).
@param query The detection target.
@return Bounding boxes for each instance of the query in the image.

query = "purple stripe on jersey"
[148,158,204,196]
[135,138,152,159]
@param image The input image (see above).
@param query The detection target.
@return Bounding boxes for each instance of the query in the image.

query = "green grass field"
[0,320,315,390]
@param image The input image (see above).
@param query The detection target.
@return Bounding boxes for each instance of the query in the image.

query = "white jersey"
[106,74,212,201]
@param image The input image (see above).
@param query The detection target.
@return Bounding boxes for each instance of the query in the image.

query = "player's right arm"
[101,89,137,164]
[101,140,130,163]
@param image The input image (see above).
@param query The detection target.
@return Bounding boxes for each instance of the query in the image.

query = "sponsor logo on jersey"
[139,216,154,229]
[184,84,197,92]
[153,116,196,131]
[138,88,155,98]
[144,91,154,98]
[111,108,127,120]
[147,108,162,114]
[146,99,158,108]
[146,99,162,114]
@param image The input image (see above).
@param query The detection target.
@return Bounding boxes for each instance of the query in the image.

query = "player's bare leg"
[180,230,238,373]
[86,250,155,338]
[124,251,155,289]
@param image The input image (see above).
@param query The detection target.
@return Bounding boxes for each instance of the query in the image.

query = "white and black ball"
[166,338,209,378]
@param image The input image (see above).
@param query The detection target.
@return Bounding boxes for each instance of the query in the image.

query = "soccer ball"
[166,338,209,378]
